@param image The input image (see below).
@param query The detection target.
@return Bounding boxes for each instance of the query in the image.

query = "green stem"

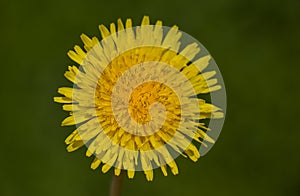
[109,171,124,196]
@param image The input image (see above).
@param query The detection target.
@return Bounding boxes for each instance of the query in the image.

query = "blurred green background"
[1,0,299,195]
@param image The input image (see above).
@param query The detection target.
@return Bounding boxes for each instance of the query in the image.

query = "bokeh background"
[1,0,299,195]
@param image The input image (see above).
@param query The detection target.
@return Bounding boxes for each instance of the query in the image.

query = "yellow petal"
[99,24,110,39]
[202,71,216,80]
[64,129,79,144]
[207,78,218,87]
[62,104,78,111]
[144,170,153,181]
[161,165,168,176]
[141,16,150,26]
[91,157,101,170]
[80,34,93,50]
[114,168,121,176]
[162,26,181,51]
[194,55,211,72]
[63,65,79,83]
[208,85,222,93]
[66,140,84,152]
[53,97,72,103]
[127,170,135,179]
[110,23,116,34]
[200,103,221,113]
[102,163,112,173]
[86,149,93,157]
[167,161,179,175]
[117,18,124,31]
[184,144,200,162]
[211,111,224,118]
[125,18,132,28]
[197,129,215,143]
[67,50,83,64]
[58,87,73,99]
[155,20,162,26]
[74,45,86,58]
[91,37,99,45]
[64,71,75,83]
[61,115,75,126]
[180,43,200,61]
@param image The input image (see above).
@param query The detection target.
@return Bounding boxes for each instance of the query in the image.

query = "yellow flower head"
[54,16,226,181]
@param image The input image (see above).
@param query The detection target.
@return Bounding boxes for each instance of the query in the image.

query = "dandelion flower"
[54,16,225,181]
